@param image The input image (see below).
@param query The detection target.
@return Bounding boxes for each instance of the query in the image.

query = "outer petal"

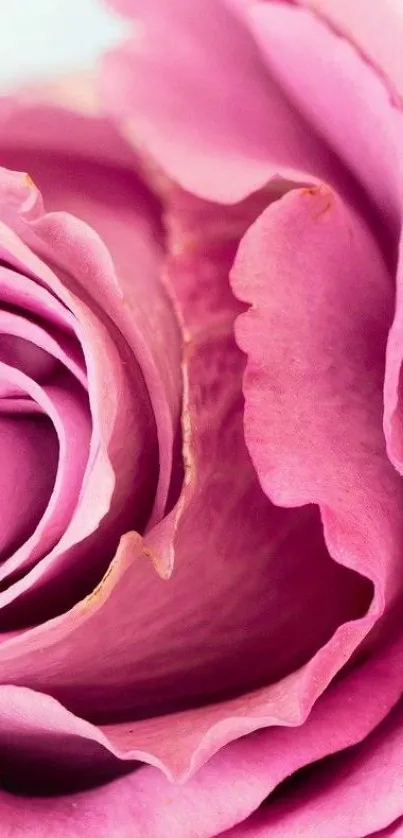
[225,700,403,838]
[1,614,403,834]
[297,0,403,99]
[230,184,403,792]
[245,2,403,234]
[231,183,403,594]
[101,0,348,204]
[304,0,403,561]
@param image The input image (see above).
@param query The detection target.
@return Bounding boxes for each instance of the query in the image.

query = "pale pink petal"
[245,2,403,234]
[0,264,89,587]
[0,261,79,335]
[0,73,137,168]
[226,184,403,791]
[100,0,347,204]
[296,0,403,99]
[210,179,403,828]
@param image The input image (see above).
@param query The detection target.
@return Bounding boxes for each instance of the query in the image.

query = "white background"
[0,0,127,90]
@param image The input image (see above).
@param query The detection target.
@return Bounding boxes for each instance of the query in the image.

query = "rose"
[0,3,402,838]
[102,0,403,833]
[97,0,403,836]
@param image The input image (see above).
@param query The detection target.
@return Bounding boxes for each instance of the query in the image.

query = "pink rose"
[1,0,403,835]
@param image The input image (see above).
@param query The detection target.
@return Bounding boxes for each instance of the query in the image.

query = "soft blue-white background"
[0,0,127,90]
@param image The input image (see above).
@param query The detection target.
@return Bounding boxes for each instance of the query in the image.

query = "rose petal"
[231,184,403,599]
[0,333,58,384]
[375,819,403,838]
[383,239,403,477]
[0,73,137,168]
[0,409,57,559]
[225,696,403,838]
[296,0,403,99]
[0,280,87,389]
[100,0,347,204]
[245,2,403,235]
[0,91,182,524]
[0,185,380,784]
[374,821,403,838]
[1,617,402,833]
[0,261,79,336]
[0,175,158,621]
[0,323,370,739]
[0,362,91,588]
[0,686,137,798]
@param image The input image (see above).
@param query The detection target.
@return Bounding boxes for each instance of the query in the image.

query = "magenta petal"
[226,700,403,838]
[0,262,79,337]
[0,408,57,558]
[0,185,371,782]
[0,264,91,586]
[0,172,158,619]
[0,613,402,835]
[0,289,87,388]
[0,96,182,524]
[384,236,403,475]
[0,333,58,384]
[231,185,403,606]
[0,362,91,589]
[373,822,403,838]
